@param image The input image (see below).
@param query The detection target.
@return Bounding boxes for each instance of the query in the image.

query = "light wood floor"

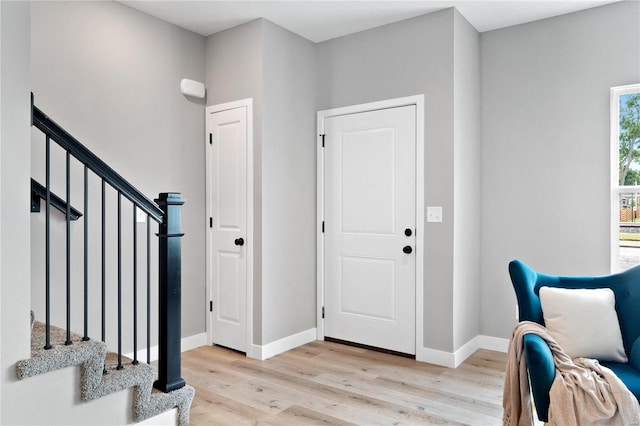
[181,340,507,425]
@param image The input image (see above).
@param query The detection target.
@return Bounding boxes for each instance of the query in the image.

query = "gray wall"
[452,10,481,349]
[261,21,317,343]
[317,9,458,352]
[205,19,317,346]
[1,1,32,422]
[30,1,206,348]
[480,1,640,339]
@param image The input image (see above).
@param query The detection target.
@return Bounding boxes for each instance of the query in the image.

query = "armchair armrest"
[524,333,556,422]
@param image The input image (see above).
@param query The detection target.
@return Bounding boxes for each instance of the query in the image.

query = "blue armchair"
[508,259,640,422]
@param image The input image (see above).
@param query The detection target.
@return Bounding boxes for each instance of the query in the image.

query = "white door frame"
[205,98,254,357]
[316,95,425,356]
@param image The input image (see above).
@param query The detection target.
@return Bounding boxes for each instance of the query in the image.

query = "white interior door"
[207,105,248,353]
[324,105,416,355]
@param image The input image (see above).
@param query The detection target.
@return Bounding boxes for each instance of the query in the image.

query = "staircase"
[17,95,195,424]
[17,320,194,424]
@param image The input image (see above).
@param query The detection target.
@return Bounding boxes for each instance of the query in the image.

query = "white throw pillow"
[539,286,628,362]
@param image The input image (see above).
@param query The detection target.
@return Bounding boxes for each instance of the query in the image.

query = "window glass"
[613,85,640,271]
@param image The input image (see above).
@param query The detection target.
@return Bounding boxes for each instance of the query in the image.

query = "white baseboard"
[477,334,509,353]
[124,332,207,362]
[417,334,509,368]
[453,336,482,367]
[249,328,317,361]
[416,347,456,368]
[181,332,208,352]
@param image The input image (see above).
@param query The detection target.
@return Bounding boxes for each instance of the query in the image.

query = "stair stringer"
[16,322,194,425]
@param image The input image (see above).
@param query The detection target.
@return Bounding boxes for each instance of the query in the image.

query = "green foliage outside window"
[619,93,640,185]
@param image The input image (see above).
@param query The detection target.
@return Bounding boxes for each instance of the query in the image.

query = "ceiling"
[119,0,619,43]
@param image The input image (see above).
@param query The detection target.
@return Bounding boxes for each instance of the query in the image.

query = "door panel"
[217,121,242,230]
[324,105,416,355]
[208,106,247,352]
[340,256,396,321]
[341,127,396,234]
[217,251,241,323]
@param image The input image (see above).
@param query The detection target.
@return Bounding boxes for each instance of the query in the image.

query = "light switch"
[136,208,147,223]
[426,206,442,223]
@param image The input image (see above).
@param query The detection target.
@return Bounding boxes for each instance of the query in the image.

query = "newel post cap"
[155,192,185,206]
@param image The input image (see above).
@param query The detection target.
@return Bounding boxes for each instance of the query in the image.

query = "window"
[612,84,640,272]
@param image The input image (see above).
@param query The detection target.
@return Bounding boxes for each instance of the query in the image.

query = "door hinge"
[209,217,213,228]
[322,221,325,233]
[321,134,325,148]
[322,306,325,319]
[209,133,212,144]
[210,301,213,312]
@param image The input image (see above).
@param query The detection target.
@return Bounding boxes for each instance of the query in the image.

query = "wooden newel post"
[154,192,186,392]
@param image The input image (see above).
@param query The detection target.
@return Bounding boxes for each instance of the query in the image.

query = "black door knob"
[234,238,245,246]
[404,228,413,237]
[403,245,412,254]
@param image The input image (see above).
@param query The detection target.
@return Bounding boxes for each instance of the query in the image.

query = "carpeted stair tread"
[30,320,87,349]
[16,320,194,425]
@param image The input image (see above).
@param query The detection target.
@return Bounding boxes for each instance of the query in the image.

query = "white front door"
[324,105,417,355]
[207,104,248,353]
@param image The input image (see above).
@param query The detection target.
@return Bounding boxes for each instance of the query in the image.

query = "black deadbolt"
[403,245,412,254]
[234,237,245,246]
[404,228,413,237]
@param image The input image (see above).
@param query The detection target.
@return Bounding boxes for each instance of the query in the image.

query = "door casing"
[205,98,255,358]
[316,95,425,356]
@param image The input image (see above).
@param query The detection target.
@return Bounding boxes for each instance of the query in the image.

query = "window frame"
[611,83,640,272]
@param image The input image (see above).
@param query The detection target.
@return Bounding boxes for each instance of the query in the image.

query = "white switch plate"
[426,206,442,223]
[136,208,147,223]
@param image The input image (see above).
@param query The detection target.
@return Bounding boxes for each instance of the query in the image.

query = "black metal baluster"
[44,136,52,350]
[117,192,123,370]
[132,206,138,365]
[146,216,151,365]
[65,152,72,346]
[83,165,89,341]
[101,180,106,342]
[101,180,107,374]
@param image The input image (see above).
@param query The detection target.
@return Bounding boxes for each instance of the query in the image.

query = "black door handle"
[403,245,412,254]
[404,228,413,237]
[235,238,245,246]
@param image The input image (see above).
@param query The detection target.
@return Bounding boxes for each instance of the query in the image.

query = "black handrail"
[31,178,82,220]
[32,106,164,223]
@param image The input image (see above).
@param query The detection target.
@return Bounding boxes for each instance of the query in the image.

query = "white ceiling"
[119,0,620,43]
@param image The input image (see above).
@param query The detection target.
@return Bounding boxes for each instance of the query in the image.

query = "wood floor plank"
[374,376,503,418]
[273,405,357,426]
[183,345,246,364]
[312,346,448,381]
[276,351,380,381]
[181,341,506,425]
[223,361,425,424]
[378,364,503,405]
[313,372,499,425]
[216,376,407,425]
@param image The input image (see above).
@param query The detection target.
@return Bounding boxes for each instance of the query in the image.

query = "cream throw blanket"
[503,321,640,426]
